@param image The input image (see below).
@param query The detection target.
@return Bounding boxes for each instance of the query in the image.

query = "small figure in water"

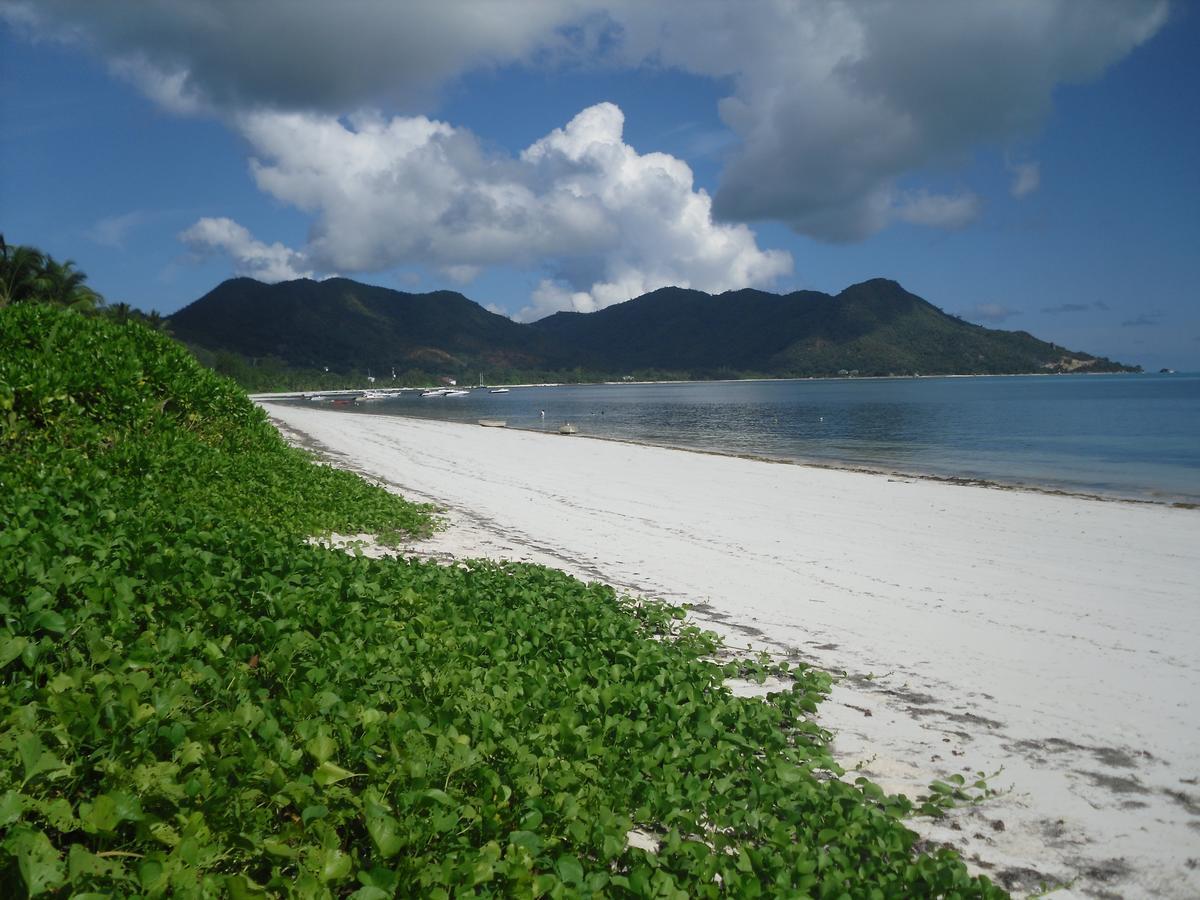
[540,410,545,420]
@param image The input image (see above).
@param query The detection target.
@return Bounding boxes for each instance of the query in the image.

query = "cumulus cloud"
[5,0,1168,245]
[179,217,312,282]
[609,1,1166,239]
[962,303,1021,324]
[1009,161,1041,198]
[188,102,790,317]
[0,0,590,112]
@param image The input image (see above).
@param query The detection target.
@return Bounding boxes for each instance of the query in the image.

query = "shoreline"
[261,398,1197,508]
[261,402,1200,898]
[447,421,1195,509]
[252,369,1159,403]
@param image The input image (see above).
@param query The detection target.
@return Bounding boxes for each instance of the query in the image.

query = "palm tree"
[144,309,172,335]
[36,256,101,310]
[0,235,102,309]
[0,235,47,306]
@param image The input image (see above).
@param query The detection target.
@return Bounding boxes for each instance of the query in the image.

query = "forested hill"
[167,275,1138,379]
[167,277,553,374]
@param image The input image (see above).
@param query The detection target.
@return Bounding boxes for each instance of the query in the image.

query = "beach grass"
[0,303,1005,896]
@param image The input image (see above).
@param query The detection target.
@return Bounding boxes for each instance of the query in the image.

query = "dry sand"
[261,401,1200,898]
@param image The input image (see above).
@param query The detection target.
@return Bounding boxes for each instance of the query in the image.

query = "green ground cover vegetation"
[1,259,1005,895]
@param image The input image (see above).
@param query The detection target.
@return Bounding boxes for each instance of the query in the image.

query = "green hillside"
[168,275,1137,383]
[168,277,552,375]
[532,279,1133,377]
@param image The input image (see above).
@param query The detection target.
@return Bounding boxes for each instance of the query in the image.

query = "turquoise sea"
[290,373,1200,504]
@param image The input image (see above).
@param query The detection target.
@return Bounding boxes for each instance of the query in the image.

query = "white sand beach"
[261,402,1200,898]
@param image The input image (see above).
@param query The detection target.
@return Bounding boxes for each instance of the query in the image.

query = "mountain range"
[167,276,1137,379]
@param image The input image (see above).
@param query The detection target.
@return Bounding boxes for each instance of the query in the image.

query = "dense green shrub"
[0,305,1004,897]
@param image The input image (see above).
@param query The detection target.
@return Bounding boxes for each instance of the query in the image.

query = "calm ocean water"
[289,374,1200,503]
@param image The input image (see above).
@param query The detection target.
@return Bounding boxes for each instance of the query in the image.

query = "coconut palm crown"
[0,234,102,309]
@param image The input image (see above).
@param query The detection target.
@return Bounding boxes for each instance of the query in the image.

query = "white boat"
[444,390,470,397]
[489,388,510,393]
[421,389,448,398]
[358,390,390,401]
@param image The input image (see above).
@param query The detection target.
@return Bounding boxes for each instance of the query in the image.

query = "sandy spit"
[261,402,1200,898]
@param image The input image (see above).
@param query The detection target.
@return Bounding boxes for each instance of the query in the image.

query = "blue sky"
[2,1,1197,370]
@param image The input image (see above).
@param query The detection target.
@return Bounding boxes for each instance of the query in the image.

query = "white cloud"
[108,56,208,116]
[442,265,482,285]
[7,0,1168,245]
[192,102,790,317]
[523,280,597,318]
[1009,161,1041,198]
[962,302,1021,324]
[892,190,981,229]
[0,0,591,112]
[179,217,312,282]
[608,1,1167,239]
[86,210,148,248]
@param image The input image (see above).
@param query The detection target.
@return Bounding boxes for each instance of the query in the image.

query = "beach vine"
[0,301,1006,896]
